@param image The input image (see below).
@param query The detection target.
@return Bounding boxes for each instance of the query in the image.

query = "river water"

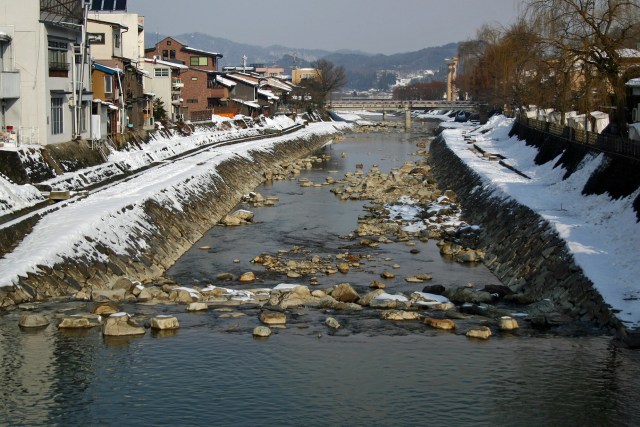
[1,121,640,426]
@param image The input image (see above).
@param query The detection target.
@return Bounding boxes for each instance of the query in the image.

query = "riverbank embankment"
[0,122,348,308]
[429,116,640,345]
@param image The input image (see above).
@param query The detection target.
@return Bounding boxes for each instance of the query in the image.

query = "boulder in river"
[331,283,360,303]
[498,316,519,331]
[424,318,456,330]
[19,314,49,328]
[466,326,492,340]
[325,317,341,329]
[253,326,272,337]
[150,316,180,330]
[260,311,287,325]
[102,313,145,336]
[58,316,100,329]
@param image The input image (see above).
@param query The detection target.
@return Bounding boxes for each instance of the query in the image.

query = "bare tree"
[309,59,347,109]
[525,0,640,128]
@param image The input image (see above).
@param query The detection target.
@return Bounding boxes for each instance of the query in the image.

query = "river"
[1,120,640,426]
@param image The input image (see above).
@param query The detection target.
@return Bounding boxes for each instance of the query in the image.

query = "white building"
[142,58,187,121]
[0,0,92,146]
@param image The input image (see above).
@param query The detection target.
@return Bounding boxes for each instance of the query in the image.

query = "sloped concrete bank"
[428,136,631,340]
[0,133,335,309]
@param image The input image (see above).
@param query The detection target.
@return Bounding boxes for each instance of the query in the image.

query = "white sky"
[131,0,524,54]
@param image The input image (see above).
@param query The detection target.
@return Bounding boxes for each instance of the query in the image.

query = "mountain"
[145,32,458,90]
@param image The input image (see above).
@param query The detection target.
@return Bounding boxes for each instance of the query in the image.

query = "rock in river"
[102,313,145,336]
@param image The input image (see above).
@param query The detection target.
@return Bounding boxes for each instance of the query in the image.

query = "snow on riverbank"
[0,120,350,288]
[441,115,640,328]
[0,116,306,217]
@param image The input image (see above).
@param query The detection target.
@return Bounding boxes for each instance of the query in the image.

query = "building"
[144,37,223,121]
[292,68,320,85]
[0,0,93,146]
[142,58,187,122]
[87,8,152,137]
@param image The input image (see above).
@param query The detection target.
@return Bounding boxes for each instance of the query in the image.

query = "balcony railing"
[49,61,70,71]
[172,79,184,89]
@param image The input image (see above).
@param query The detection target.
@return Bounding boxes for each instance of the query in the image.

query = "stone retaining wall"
[428,136,626,337]
[0,133,334,309]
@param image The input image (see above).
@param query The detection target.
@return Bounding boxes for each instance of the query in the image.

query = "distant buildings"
[0,0,301,147]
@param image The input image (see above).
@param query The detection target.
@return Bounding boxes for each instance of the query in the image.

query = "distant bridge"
[329,99,481,112]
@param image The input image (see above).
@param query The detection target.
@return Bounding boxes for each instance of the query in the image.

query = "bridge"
[329,99,481,112]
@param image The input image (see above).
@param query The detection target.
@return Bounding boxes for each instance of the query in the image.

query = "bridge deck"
[330,100,480,111]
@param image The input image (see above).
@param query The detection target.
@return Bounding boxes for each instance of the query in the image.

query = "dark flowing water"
[2,123,640,426]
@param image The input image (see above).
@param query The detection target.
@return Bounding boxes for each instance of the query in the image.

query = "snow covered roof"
[216,75,236,88]
[232,98,261,109]
[143,58,188,69]
[618,48,640,58]
[626,78,640,87]
[262,77,294,92]
[258,89,279,100]
[182,46,223,58]
[226,73,259,87]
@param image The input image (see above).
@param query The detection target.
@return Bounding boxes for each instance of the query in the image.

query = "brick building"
[144,37,223,121]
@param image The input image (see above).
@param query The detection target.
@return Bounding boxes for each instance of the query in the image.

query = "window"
[154,68,169,77]
[104,75,113,94]
[48,40,68,71]
[51,97,64,135]
[190,56,208,66]
[169,50,176,59]
[167,40,172,46]
[162,49,168,60]
[113,29,121,49]
[187,99,198,104]
[80,103,88,133]
[191,77,198,81]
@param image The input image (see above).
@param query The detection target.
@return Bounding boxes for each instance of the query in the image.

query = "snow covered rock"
[102,313,145,336]
[498,316,519,331]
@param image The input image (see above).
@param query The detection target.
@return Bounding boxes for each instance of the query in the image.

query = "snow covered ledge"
[429,116,640,344]
[0,122,348,308]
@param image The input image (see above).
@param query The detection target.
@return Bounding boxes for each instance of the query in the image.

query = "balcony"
[0,71,20,99]
[172,79,184,89]
[171,97,183,106]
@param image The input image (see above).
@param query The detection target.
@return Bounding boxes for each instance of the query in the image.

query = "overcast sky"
[131,0,525,55]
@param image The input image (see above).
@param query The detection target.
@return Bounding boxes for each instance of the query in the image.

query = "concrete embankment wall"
[428,136,624,336]
[0,133,334,308]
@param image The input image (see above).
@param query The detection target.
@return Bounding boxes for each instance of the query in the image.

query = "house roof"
[93,62,122,74]
[216,75,237,88]
[226,73,260,87]
[143,58,188,69]
[626,77,640,87]
[183,46,223,58]
[258,89,279,100]
[232,98,261,109]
